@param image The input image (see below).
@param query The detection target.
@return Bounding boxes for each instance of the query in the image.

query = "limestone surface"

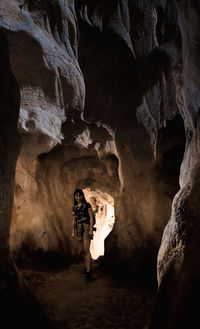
[0,1,199,329]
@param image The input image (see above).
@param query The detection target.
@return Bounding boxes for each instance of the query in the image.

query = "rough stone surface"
[6,1,184,272]
[149,2,200,329]
[0,1,200,329]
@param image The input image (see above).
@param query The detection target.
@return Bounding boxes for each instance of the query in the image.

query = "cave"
[0,1,200,329]
[83,187,115,260]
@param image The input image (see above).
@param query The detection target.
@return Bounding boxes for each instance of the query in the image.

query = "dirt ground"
[20,261,157,329]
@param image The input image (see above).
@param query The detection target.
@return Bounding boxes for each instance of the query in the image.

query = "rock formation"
[0,0,199,328]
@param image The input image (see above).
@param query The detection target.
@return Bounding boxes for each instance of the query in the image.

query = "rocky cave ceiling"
[0,1,200,328]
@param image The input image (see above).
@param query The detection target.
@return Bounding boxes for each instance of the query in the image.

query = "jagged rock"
[6,1,183,271]
[0,1,200,328]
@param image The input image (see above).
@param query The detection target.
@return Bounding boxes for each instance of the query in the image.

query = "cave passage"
[83,188,115,260]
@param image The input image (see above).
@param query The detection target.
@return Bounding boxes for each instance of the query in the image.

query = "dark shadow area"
[19,260,156,329]
[0,280,53,329]
[76,8,173,127]
[153,115,186,198]
[100,244,158,293]
[0,30,52,329]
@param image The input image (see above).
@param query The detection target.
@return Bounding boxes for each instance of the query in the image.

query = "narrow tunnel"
[8,107,186,329]
[1,1,199,329]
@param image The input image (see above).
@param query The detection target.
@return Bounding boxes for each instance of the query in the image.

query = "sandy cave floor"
[21,262,157,329]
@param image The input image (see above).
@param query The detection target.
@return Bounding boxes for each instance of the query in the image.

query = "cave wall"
[0,30,20,276]
[0,29,50,329]
[76,1,186,269]
[0,1,183,271]
[0,0,84,261]
[149,1,200,328]
[1,1,200,327]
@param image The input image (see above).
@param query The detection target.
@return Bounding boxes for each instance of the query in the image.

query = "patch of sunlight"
[83,187,115,260]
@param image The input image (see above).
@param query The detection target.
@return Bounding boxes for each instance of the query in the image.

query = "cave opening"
[83,187,115,260]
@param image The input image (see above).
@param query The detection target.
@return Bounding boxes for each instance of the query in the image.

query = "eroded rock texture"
[0,26,51,329]
[76,1,186,273]
[150,2,200,328]
[0,0,84,262]
[0,0,199,328]
[5,0,184,271]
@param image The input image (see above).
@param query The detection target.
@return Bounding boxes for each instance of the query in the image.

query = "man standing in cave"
[72,189,94,280]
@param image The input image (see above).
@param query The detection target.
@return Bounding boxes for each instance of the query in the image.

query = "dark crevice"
[154,115,186,199]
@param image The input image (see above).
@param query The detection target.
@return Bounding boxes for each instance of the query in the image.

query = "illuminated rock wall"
[0,1,200,327]
[0,0,184,266]
[4,1,184,270]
